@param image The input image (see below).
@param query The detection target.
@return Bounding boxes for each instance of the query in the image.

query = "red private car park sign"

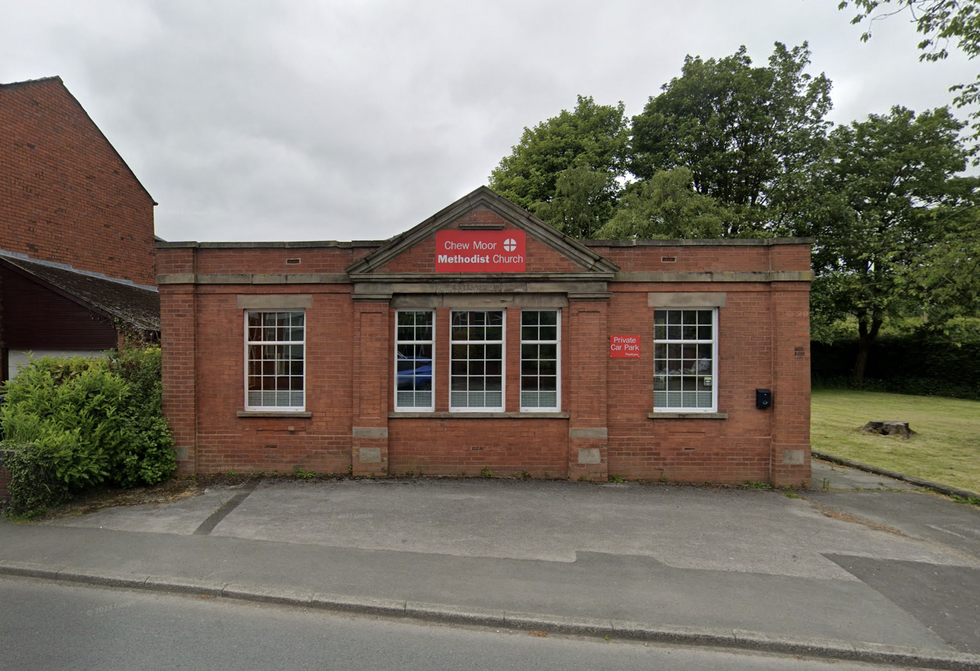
[610,335,640,358]
[435,231,526,273]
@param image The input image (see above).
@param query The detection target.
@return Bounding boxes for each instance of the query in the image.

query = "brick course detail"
[158,187,812,486]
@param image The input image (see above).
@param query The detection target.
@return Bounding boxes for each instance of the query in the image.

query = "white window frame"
[653,307,718,413]
[244,309,306,412]
[394,310,435,412]
[449,309,505,412]
[520,309,561,412]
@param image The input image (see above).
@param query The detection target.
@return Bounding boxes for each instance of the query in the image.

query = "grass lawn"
[811,389,980,494]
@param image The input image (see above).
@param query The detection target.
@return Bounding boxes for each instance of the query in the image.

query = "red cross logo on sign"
[503,238,517,252]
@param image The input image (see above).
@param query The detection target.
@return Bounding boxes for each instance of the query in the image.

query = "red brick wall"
[160,284,197,474]
[389,419,568,477]
[159,231,811,485]
[0,78,155,285]
[192,287,354,475]
[194,247,358,275]
[605,285,776,483]
[592,243,771,274]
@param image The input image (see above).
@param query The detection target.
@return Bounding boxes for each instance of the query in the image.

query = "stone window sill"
[389,412,569,419]
[237,411,312,418]
[647,412,727,420]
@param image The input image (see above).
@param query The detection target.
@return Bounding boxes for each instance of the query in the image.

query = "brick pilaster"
[351,300,390,476]
[161,284,198,475]
[769,282,812,487]
[159,247,198,475]
[567,297,609,481]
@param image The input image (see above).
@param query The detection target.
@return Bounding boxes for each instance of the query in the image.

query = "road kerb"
[2,562,979,670]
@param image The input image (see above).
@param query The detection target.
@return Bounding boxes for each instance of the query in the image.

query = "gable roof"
[0,76,156,205]
[346,186,619,276]
[0,255,160,333]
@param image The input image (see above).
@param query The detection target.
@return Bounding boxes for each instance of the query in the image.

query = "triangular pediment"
[346,187,619,277]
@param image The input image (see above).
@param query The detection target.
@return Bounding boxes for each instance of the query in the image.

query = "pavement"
[2,460,980,669]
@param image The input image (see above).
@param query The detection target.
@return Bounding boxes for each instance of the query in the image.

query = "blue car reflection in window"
[396,352,432,390]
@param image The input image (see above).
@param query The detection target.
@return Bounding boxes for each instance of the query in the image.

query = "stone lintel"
[353,279,609,296]
[648,292,727,308]
[237,294,313,310]
[391,294,569,309]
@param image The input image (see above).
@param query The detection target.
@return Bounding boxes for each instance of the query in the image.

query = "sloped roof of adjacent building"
[0,254,160,333]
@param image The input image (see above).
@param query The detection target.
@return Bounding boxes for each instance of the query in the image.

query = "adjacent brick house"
[0,76,159,380]
[158,187,812,486]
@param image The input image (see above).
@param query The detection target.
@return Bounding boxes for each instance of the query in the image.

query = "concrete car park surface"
[2,460,979,669]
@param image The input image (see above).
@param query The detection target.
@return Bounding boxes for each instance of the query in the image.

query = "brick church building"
[157,187,812,486]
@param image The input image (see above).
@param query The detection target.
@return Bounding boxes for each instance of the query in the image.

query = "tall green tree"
[488,95,628,230]
[630,43,833,236]
[807,105,975,379]
[530,164,619,239]
[913,187,980,320]
[596,168,729,240]
[839,0,980,140]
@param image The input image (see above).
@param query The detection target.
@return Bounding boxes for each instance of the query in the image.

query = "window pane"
[395,311,435,409]
[653,308,715,412]
[246,311,305,409]
[450,310,504,410]
[520,309,559,410]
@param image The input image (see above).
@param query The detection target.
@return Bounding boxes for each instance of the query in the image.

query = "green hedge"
[1,347,176,518]
[811,324,980,401]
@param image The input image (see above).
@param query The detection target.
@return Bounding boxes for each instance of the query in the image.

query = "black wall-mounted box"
[756,389,772,410]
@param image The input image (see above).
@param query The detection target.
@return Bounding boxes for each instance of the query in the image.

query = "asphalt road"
[0,576,921,671]
[2,464,977,667]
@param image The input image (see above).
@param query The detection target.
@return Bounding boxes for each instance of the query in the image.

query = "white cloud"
[1,0,975,242]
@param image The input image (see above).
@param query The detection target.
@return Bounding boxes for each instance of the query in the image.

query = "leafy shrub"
[0,348,175,517]
[2,443,70,518]
[110,347,176,488]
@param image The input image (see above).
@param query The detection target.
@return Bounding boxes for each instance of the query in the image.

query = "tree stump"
[861,421,913,440]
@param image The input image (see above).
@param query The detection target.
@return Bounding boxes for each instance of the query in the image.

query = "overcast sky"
[1,0,976,242]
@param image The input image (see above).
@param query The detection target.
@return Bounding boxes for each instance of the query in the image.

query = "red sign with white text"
[435,231,526,273]
[610,335,640,359]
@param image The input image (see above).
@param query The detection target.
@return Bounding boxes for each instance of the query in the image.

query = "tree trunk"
[851,318,882,382]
